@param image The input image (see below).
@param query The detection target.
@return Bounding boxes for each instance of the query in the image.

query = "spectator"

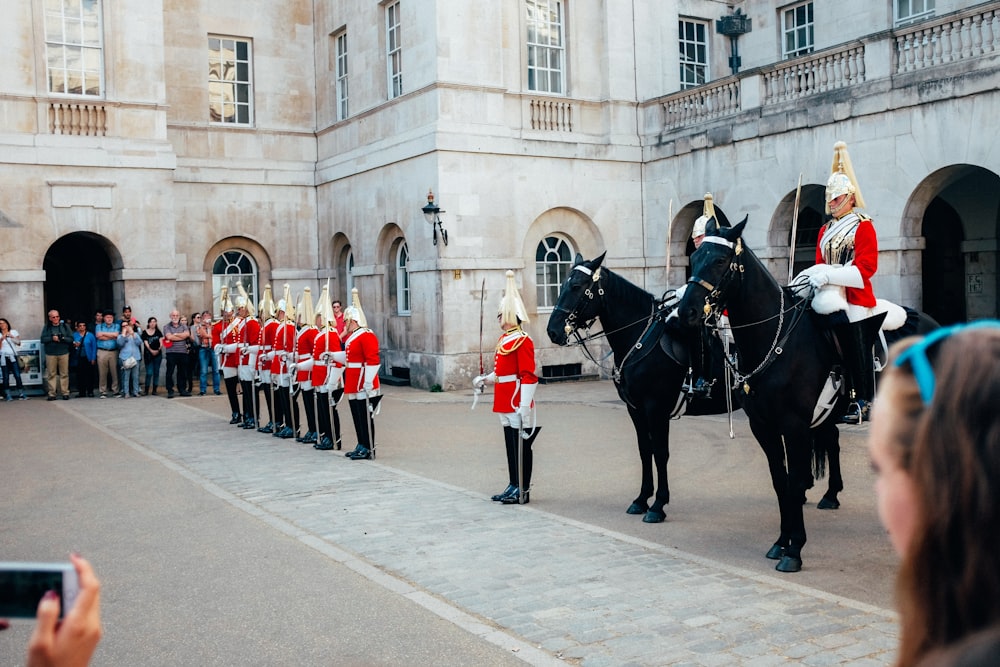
[40,310,73,401]
[72,320,97,398]
[0,318,27,400]
[197,310,220,395]
[871,321,1000,666]
[94,310,120,398]
[187,312,202,394]
[140,317,164,395]
[332,299,346,336]
[117,322,143,398]
[163,310,191,398]
[121,305,138,328]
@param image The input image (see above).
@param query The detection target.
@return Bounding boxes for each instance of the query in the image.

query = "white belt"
[496,374,517,383]
[347,362,363,368]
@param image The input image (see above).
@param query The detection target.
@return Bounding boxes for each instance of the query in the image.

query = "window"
[395,242,410,315]
[535,235,574,311]
[679,19,709,90]
[208,37,253,125]
[335,31,349,121]
[44,0,104,96]
[895,0,935,27]
[212,250,258,313]
[782,2,814,59]
[386,2,403,99]
[526,0,565,94]
[344,249,355,302]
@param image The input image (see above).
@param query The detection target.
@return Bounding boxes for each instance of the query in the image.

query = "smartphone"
[0,562,79,619]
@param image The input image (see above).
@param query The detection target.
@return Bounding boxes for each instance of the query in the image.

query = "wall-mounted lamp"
[421,189,449,246]
[716,8,752,76]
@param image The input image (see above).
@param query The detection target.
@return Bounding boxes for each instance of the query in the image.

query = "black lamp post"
[422,189,448,246]
[716,9,752,76]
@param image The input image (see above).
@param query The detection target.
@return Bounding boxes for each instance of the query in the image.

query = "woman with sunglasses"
[870,321,1000,666]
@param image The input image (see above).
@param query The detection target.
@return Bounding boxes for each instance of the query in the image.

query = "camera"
[0,562,79,619]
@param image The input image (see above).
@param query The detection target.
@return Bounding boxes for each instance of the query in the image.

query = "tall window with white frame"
[526,0,565,94]
[781,2,814,59]
[678,19,708,90]
[895,0,935,27]
[535,235,574,311]
[212,250,258,312]
[44,0,104,96]
[208,36,253,125]
[386,1,403,99]
[395,242,410,315]
[335,31,349,121]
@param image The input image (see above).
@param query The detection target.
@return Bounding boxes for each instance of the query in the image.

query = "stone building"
[1,0,998,390]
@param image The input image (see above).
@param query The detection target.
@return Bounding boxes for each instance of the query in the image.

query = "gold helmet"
[234,283,256,318]
[343,287,368,329]
[259,284,276,320]
[825,140,865,212]
[317,283,335,329]
[498,270,529,325]
[219,286,234,315]
[692,192,716,239]
[299,286,316,328]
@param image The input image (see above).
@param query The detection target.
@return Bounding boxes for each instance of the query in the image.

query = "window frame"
[335,30,349,121]
[526,0,566,95]
[535,234,575,312]
[678,18,709,90]
[43,0,105,98]
[781,1,814,59]
[395,242,410,316]
[386,1,403,100]
[208,35,254,126]
[894,0,935,27]
[212,250,259,314]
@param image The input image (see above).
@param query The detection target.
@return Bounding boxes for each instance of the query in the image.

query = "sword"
[472,278,486,410]
[787,173,803,284]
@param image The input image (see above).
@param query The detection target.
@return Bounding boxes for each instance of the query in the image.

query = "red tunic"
[269,321,296,375]
[217,318,240,371]
[256,319,278,373]
[491,327,538,414]
[311,328,344,389]
[237,317,261,369]
[815,216,877,308]
[343,327,380,396]
[295,326,319,386]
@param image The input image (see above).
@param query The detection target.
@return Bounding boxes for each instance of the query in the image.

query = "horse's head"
[546,252,607,345]
[677,216,748,328]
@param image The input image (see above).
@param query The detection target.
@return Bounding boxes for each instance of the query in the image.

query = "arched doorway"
[43,233,119,327]
[921,197,965,325]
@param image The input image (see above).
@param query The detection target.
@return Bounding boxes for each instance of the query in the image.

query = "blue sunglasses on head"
[894,319,1000,405]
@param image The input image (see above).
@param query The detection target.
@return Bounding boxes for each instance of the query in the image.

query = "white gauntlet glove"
[518,382,537,420]
[363,364,380,392]
[473,372,496,390]
[810,264,863,289]
[213,344,224,355]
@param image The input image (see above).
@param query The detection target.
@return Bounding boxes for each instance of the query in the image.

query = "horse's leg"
[748,419,792,561]
[625,405,652,516]
[774,421,813,573]
[643,410,670,524]
[815,421,843,510]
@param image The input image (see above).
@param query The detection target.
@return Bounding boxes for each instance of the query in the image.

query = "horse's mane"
[602,266,656,313]
[731,235,809,308]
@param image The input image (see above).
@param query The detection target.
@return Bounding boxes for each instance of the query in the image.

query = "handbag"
[123,356,138,370]
[16,355,28,371]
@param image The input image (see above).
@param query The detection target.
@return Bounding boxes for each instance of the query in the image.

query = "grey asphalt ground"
[0,380,898,666]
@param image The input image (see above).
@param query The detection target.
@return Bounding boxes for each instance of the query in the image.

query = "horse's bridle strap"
[688,277,715,291]
[573,265,592,275]
[701,236,734,249]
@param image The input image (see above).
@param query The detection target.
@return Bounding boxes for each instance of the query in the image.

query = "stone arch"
[523,207,604,315]
[203,237,272,314]
[43,231,123,326]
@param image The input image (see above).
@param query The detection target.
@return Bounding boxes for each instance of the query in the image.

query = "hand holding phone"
[0,562,79,619]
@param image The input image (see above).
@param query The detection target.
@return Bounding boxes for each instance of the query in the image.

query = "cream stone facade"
[2,0,999,390]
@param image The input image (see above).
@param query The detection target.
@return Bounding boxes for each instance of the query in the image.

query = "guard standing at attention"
[473,271,540,505]
[342,289,381,461]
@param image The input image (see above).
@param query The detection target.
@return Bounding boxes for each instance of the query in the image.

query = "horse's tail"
[812,437,828,481]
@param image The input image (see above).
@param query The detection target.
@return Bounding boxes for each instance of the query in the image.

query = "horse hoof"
[817,496,841,510]
[765,544,784,560]
[775,555,802,573]
[626,502,648,515]
[642,510,666,524]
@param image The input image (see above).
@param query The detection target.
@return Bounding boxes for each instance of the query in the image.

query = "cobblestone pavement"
[43,380,897,667]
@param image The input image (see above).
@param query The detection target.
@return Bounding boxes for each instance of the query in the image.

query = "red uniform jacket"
[257,319,278,373]
[238,317,261,369]
[343,327,380,396]
[311,328,344,390]
[216,318,240,370]
[815,217,877,308]
[270,321,296,375]
[295,326,318,386]
[491,327,538,414]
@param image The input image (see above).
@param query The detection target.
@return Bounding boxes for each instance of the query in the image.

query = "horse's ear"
[706,217,720,236]
[573,253,585,267]
[592,251,607,269]
[731,216,748,239]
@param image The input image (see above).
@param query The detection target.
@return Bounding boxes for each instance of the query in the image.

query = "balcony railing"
[655,2,999,135]
[48,102,107,136]
[529,98,573,132]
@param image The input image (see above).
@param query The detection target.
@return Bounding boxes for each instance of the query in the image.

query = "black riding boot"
[833,313,885,423]
[492,427,519,501]
[500,426,536,505]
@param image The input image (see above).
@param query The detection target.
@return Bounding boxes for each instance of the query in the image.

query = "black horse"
[546,252,733,523]
[676,218,937,572]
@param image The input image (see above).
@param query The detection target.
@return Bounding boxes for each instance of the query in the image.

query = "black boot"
[229,412,242,425]
[833,313,886,423]
[491,426,519,501]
